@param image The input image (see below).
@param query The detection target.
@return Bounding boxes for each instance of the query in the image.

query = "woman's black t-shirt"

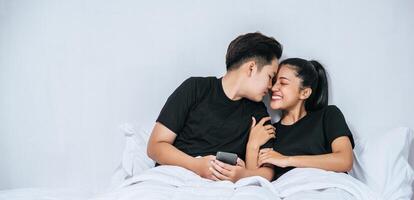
[272,105,355,180]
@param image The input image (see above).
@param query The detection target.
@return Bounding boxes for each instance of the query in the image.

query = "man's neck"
[222,71,243,101]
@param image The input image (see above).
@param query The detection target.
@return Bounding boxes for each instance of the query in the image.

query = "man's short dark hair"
[225,32,283,71]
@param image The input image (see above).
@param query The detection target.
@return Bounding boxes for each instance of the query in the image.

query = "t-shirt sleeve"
[156,77,198,135]
[323,105,355,149]
[252,102,274,149]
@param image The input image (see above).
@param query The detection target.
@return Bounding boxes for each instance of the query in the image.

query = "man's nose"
[268,80,273,89]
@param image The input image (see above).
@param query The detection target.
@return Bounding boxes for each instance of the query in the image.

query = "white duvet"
[90,165,381,200]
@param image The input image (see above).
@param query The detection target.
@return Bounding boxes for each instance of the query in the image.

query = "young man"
[147,32,282,182]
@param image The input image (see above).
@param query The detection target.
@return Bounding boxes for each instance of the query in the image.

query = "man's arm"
[209,158,274,182]
[147,122,216,179]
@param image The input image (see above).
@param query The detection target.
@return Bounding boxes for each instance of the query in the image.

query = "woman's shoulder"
[324,105,342,112]
[324,105,344,113]
[309,105,344,119]
[319,105,347,121]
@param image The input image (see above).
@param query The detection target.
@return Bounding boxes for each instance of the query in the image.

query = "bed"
[1,125,413,200]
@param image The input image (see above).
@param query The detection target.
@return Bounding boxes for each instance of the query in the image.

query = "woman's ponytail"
[306,60,328,111]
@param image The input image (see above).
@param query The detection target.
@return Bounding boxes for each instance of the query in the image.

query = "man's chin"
[254,96,264,102]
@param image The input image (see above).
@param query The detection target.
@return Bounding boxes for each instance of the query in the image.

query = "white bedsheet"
[89,165,381,200]
[0,188,92,200]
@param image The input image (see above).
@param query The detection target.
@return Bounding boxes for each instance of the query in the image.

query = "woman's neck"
[281,103,307,125]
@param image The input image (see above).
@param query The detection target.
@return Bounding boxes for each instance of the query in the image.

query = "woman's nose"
[271,83,279,92]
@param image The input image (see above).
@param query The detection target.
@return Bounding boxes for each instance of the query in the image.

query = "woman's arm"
[208,117,276,182]
[259,136,353,172]
[245,117,275,169]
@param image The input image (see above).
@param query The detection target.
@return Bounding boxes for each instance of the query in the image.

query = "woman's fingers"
[259,153,269,161]
[259,148,272,154]
[251,117,256,128]
[266,129,275,135]
[258,117,271,126]
[264,124,275,131]
[258,157,271,166]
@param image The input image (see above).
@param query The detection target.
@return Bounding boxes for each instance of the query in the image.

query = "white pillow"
[349,127,414,200]
[110,123,155,189]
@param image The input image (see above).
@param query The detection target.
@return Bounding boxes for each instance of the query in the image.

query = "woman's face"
[270,65,307,110]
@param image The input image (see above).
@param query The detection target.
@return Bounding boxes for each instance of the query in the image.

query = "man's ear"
[300,87,312,100]
[246,60,257,77]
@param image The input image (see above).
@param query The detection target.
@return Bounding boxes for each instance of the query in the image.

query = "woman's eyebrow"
[279,76,290,81]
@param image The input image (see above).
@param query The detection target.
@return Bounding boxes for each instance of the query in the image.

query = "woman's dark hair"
[226,32,283,71]
[279,58,328,111]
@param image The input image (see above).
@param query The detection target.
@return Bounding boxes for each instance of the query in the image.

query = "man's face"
[244,58,279,102]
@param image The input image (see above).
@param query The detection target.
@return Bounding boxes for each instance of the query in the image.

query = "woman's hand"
[247,117,276,149]
[258,148,290,168]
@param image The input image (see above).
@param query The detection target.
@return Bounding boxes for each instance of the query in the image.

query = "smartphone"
[216,151,238,165]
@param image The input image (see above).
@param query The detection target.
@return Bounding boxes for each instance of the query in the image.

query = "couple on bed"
[147,32,355,182]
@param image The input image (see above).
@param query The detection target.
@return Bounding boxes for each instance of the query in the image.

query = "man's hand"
[193,155,217,180]
[209,158,246,182]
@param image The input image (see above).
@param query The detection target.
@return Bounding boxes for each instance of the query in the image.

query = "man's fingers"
[236,158,246,167]
[214,160,233,171]
[206,155,216,160]
[209,166,229,181]
[211,173,220,181]
[211,161,231,176]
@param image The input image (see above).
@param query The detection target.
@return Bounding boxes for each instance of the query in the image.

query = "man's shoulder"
[185,76,217,85]
[182,76,217,91]
[244,98,267,109]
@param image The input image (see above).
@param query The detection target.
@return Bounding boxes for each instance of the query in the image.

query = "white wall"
[1,0,413,195]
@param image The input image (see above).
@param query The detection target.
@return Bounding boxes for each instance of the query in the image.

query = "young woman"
[245,58,355,180]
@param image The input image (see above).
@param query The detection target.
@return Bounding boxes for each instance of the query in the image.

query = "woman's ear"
[300,87,312,100]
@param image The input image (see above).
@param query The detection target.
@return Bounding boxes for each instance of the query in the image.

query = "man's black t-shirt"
[156,77,272,161]
[272,105,355,179]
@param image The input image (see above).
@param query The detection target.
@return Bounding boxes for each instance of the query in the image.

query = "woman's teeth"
[272,95,282,100]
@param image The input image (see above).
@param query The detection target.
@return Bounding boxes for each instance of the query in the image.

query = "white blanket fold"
[100,166,381,200]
